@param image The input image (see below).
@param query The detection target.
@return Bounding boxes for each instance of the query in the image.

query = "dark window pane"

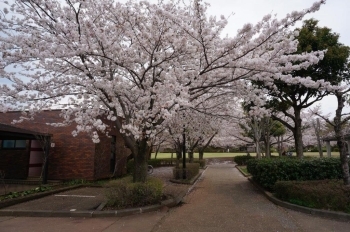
[2,140,15,148]
[15,140,26,148]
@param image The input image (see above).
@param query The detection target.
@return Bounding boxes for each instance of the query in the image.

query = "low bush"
[233,155,255,165]
[148,159,162,167]
[193,159,206,168]
[274,180,350,213]
[0,186,52,201]
[246,157,347,190]
[173,163,200,180]
[105,176,163,209]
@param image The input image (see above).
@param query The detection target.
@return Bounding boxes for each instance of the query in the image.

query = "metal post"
[182,125,186,179]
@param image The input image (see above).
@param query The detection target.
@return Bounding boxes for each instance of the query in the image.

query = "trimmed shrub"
[274,180,350,213]
[105,176,163,209]
[233,155,255,165]
[193,159,206,168]
[148,159,162,167]
[173,163,200,180]
[246,157,347,190]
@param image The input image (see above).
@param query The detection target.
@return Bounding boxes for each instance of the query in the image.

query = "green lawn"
[236,166,250,176]
[151,152,340,159]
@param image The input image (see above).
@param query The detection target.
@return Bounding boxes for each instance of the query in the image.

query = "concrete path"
[0,163,349,232]
[153,164,350,232]
[0,210,167,232]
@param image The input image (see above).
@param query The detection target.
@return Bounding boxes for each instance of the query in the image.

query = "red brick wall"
[0,111,95,180]
[0,110,130,180]
[0,140,30,179]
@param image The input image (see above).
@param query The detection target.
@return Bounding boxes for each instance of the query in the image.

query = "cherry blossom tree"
[0,0,330,182]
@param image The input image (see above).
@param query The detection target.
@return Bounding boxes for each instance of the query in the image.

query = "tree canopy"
[0,0,331,181]
[254,19,350,157]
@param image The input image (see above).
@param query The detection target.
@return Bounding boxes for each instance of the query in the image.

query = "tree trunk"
[265,132,271,158]
[293,107,304,158]
[154,144,160,159]
[313,118,323,158]
[256,141,261,159]
[338,140,350,185]
[133,137,149,183]
[188,150,194,163]
[197,132,217,161]
[334,93,350,186]
[199,149,204,160]
[277,136,282,157]
[253,119,262,159]
[175,139,182,160]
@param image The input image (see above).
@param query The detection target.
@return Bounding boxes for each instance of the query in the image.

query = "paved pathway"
[153,164,350,232]
[0,163,349,232]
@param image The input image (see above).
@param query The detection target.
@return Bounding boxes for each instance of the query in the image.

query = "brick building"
[0,110,130,181]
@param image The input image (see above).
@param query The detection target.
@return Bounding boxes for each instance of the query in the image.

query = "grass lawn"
[236,166,250,176]
[151,152,340,159]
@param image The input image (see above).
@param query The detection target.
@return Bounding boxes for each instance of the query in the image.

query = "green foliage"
[105,176,163,209]
[126,160,134,174]
[193,159,206,168]
[246,157,347,190]
[274,180,350,213]
[262,19,350,107]
[309,146,327,152]
[237,166,250,176]
[0,186,52,201]
[253,19,350,156]
[147,159,162,167]
[270,121,286,137]
[233,155,255,165]
[173,163,200,180]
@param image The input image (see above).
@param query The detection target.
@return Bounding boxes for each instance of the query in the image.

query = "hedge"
[274,180,350,213]
[173,163,200,180]
[246,157,348,191]
[233,155,255,165]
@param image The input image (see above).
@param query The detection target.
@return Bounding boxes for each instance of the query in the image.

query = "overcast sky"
[206,0,349,46]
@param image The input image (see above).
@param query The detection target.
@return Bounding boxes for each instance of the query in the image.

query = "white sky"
[1,0,349,115]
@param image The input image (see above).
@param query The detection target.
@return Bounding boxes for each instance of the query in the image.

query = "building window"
[2,140,27,149]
